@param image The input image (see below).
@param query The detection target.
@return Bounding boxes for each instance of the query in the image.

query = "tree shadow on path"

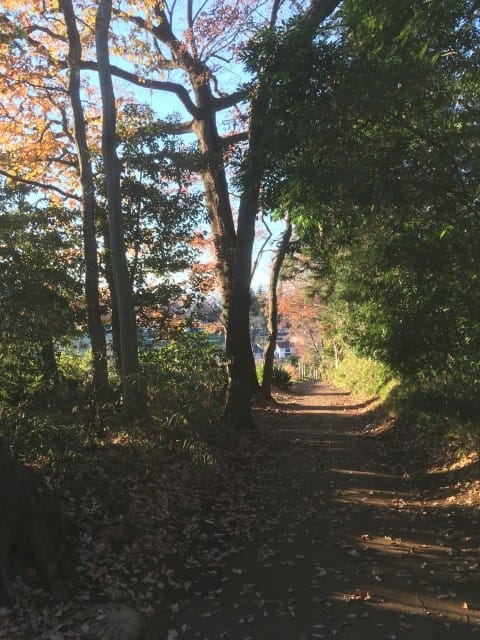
[166,382,480,640]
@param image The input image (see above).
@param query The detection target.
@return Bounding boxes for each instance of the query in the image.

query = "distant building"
[252,342,264,362]
[275,340,294,360]
[252,338,295,362]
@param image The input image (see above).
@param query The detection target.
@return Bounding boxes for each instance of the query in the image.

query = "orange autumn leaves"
[0,0,98,195]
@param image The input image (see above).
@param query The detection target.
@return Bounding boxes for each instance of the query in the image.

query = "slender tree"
[59,0,110,409]
[261,214,292,400]
[0,2,112,411]
[95,0,145,418]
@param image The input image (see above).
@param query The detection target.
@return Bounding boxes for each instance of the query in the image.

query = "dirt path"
[166,382,480,640]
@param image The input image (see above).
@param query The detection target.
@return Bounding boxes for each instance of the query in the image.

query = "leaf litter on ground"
[2,382,480,639]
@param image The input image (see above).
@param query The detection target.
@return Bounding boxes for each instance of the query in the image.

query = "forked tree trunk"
[59,0,110,409]
[223,0,340,421]
[262,215,292,400]
[222,96,274,426]
[191,84,259,428]
[96,0,145,419]
[224,0,340,420]
[141,15,259,428]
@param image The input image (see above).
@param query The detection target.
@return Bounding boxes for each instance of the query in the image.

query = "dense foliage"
[246,0,480,414]
[113,106,206,326]
[139,332,227,430]
[0,185,82,398]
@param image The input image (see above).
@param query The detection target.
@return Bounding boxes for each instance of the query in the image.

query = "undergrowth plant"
[139,331,227,431]
[327,349,395,400]
[256,363,293,390]
[0,347,105,459]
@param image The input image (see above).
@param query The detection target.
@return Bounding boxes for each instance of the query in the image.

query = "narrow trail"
[168,382,480,640]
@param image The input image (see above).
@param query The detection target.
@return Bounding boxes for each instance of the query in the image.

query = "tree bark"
[222,115,268,426]
[221,0,339,423]
[223,183,261,428]
[59,0,110,408]
[261,215,292,400]
[222,70,278,426]
[190,73,259,427]
[95,0,145,419]
[193,97,260,428]
[139,12,258,426]
[191,85,236,323]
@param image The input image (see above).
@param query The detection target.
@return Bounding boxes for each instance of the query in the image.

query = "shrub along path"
[2,382,480,639]
[166,381,480,640]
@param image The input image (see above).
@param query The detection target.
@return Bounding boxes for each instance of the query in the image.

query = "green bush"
[0,345,106,459]
[57,349,92,385]
[256,363,293,390]
[328,349,395,399]
[1,409,90,461]
[139,331,227,429]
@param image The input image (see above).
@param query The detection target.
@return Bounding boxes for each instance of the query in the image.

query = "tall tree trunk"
[191,84,259,428]
[95,0,145,419]
[222,95,273,426]
[262,215,292,400]
[223,174,262,428]
[145,13,259,427]
[222,0,339,423]
[191,85,236,323]
[59,0,110,408]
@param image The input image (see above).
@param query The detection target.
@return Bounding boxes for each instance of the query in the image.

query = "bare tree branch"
[73,60,201,118]
[0,170,80,201]
[27,23,67,42]
[251,213,273,281]
[300,0,341,32]
[134,119,195,137]
[220,130,249,147]
[269,0,282,28]
[214,89,247,111]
